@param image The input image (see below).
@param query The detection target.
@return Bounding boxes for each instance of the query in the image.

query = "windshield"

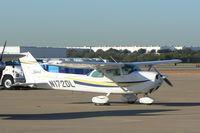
[90,64,141,77]
[122,64,141,75]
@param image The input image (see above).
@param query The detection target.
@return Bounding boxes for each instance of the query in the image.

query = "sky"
[0,0,200,47]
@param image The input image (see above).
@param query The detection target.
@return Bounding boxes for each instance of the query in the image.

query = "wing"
[48,61,124,69]
[48,59,182,69]
[128,59,182,66]
[48,59,181,92]
[1,54,25,62]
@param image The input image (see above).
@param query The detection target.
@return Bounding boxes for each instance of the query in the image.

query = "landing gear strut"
[121,94,138,104]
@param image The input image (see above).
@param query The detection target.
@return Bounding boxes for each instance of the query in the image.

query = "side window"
[134,65,141,71]
[12,60,20,65]
[91,71,104,78]
[106,69,121,76]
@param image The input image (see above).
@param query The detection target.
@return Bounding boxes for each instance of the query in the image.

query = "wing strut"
[148,65,153,71]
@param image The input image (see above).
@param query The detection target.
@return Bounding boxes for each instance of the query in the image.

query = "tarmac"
[0,73,200,133]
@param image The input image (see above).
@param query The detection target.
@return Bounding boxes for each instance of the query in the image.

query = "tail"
[19,52,47,83]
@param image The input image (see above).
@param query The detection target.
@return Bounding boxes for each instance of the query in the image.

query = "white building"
[1,45,198,59]
[66,46,184,53]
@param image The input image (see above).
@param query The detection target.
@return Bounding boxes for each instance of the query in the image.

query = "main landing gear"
[91,93,155,105]
[92,93,111,105]
[121,94,154,105]
[92,96,110,105]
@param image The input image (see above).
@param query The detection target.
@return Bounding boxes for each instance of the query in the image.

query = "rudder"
[19,52,46,83]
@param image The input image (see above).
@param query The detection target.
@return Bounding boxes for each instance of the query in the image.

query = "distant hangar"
[1,46,67,58]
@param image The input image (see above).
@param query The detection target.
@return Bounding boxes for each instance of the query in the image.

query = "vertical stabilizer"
[19,52,46,83]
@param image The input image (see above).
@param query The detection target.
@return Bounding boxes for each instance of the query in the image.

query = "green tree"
[150,49,156,54]
[157,49,171,53]
[137,49,146,54]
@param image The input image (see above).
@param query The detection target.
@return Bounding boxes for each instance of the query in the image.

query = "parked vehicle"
[1,59,25,89]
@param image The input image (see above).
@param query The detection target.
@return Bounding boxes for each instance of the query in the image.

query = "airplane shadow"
[0,109,178,120]
[153,102,200,107]
[70,102,200,107]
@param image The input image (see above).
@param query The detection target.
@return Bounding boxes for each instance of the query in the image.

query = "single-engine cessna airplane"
[16,52,181,105]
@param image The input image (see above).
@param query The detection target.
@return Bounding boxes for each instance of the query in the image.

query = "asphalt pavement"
[0,74,200,133]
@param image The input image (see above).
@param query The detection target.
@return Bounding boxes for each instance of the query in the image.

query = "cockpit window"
[91,71,104,78]
[122,64,141,75]
[106,69,121,76]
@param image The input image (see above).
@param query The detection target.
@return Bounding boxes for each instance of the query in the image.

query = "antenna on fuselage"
[109,56,117,63]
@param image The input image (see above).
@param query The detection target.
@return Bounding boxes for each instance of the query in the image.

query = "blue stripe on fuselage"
[74,80,150,87]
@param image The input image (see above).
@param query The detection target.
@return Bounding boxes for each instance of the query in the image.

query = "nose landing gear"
[139,94,155,105]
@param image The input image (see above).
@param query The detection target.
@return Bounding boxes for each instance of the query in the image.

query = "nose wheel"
[139,95,155,105]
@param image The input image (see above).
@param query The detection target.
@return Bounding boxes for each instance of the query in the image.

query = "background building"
[66,46,185,53]
[1,46,66,58]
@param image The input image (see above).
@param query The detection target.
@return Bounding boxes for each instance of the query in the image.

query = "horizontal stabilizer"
[12,82,49,88]
[1,53,25,62]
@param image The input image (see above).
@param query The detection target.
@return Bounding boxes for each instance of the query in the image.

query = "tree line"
[67,48,200,63]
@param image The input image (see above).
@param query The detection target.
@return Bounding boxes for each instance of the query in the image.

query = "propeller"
[153,66,173,87]
[0,40,7,61]
[0,40,7,79]
[163,78,173,87]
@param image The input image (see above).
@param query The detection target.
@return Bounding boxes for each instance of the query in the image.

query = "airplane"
[15,52,181,105]
[0,41,25,80]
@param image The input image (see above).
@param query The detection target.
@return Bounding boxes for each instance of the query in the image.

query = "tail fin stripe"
[20,59,39,64]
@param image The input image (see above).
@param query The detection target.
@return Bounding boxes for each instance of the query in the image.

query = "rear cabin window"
[91,71,104,78]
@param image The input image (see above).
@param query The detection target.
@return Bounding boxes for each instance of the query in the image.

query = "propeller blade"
[153,66,173,87]
[163,78,173,87]
[0,40,7,61]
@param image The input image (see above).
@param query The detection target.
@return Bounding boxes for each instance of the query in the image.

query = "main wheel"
[2,76,14,89]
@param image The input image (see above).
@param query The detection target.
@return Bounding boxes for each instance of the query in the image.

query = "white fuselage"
[19,52,164,95]
[32,70,163,94]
